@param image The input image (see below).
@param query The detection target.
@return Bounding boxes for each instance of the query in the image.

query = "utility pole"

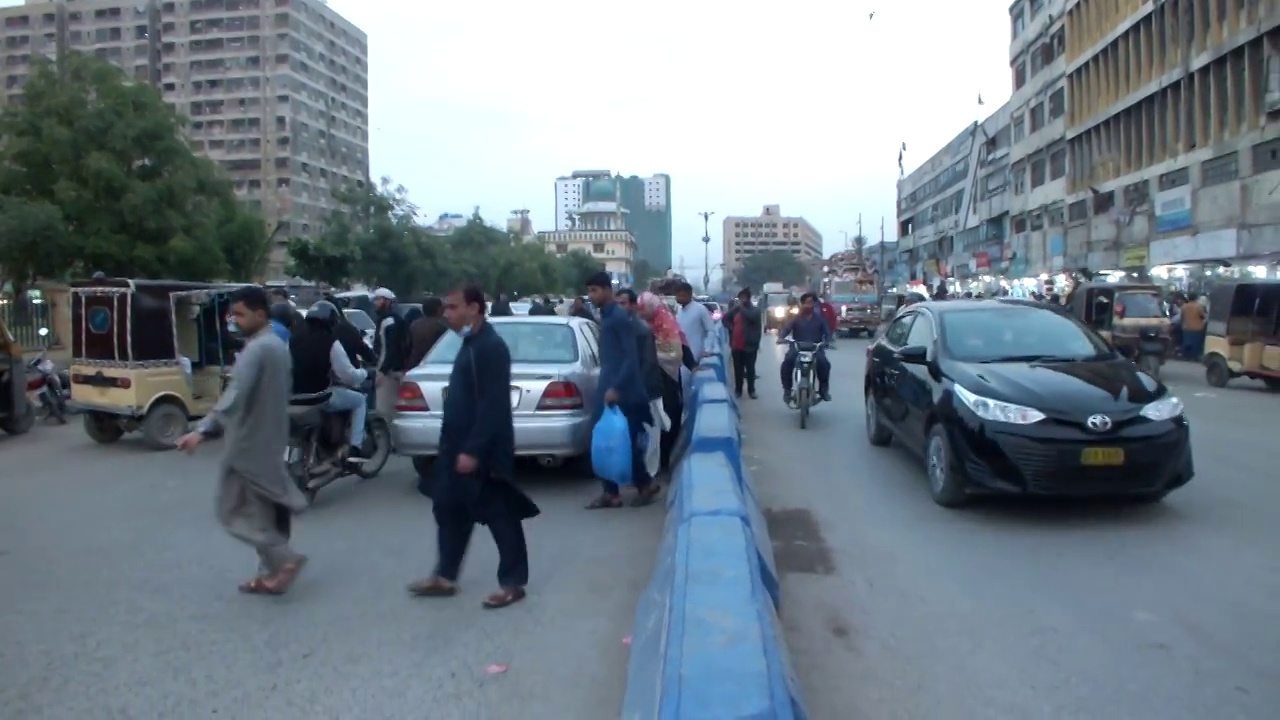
[698,211,715,293]
[840,230,849,249]
[857,214,863,246]
[879,217,886,286]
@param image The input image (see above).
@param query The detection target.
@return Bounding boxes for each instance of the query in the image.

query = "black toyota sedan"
[864,299,1192,507]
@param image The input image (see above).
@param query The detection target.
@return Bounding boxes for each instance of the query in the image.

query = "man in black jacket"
[722,288,763,398]
[371,287,408,418]
[617,289,664,403]
[406,284,539,610]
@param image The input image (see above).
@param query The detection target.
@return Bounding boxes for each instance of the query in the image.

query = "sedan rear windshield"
[425,323,579,365]
[940,307,1110,362]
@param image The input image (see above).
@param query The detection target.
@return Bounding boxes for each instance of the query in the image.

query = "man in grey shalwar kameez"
[177,286,310,595]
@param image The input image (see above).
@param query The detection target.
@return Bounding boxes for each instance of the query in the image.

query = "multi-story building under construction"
[0,0,370,278]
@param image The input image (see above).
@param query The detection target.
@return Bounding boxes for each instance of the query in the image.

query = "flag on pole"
[898,142,906,178]
[978,94,985,105]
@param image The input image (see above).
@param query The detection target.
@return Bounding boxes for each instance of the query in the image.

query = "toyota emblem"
[1085,414,1113,432]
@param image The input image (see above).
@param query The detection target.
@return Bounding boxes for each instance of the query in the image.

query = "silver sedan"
[391,315,602,471]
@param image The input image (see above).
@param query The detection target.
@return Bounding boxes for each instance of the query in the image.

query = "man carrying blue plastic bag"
[584,272,660,509]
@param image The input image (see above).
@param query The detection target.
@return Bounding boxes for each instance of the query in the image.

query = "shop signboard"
[1049,234,1065,271]
[974,251,990,269]
[1155,186,1192,234]
[1149,229,1237,265]
[1120,245,1149,268]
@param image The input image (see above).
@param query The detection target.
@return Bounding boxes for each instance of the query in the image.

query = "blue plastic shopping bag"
[591,406,633,486]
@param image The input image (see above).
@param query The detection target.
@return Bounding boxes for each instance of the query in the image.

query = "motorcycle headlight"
[1139,396,1183,421]
[772,307,785,318]
[953,383,1045,424]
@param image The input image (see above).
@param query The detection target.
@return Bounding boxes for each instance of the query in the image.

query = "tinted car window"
[940,306,1110,362]
[883,315,914,346]
[343,309,374,332]
[1116,292,1165,318]
[905,313,934,346]
[427,323,579,364]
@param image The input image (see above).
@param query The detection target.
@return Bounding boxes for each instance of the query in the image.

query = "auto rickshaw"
[0,312,35,435]
[67,278,248,449]
[1201,280,1280,390]
[1066,281,1172,379]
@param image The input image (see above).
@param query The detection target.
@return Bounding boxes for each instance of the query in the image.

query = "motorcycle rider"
[291,301,370,462]
[371,287,408,418]
[268,302,295,343]
[776,293,832,404]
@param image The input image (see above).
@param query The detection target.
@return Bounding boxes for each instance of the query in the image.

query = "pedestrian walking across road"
[407,284,540,610]
[176,285,310,596]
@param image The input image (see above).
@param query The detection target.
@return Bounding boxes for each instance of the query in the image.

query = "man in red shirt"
[818,296,839,349]
[721,288,762,398]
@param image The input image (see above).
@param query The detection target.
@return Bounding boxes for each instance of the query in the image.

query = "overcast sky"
[3,0,1015,273]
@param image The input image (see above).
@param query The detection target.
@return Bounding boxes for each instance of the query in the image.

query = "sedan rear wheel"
[925,424,967,508]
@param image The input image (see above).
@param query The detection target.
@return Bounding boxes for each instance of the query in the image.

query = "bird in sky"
[869,12,875,19]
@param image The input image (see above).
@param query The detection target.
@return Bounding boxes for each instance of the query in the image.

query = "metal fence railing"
[0,296,55,350]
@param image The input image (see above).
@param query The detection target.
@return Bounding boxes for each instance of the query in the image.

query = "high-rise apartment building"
[723,204,823,278]
[0,0,370,278]
[555,170,672,273]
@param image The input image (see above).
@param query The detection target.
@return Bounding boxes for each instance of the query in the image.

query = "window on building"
[1030,158,1046,187]
[1045,204,1065,226]
[1030,43,1046,74]
[1252,139,1280,173]
[1029,102,1045,132]
[1068,200,1089,222]
[1029,212,1044,230]
[1048,87,1065,119]
[1157,166,1190,190]
[1201,151,1239,186]
[1014,60,1026,89]
[1011,8,1025,39]
[1012,113,1025,141]
[555,243,568,254]
[1012,215,1028,233]
[592,243,605,254]
[1049,148,1067,179]
[1011,163,1026,194]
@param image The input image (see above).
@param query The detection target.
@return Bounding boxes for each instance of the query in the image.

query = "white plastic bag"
[643,398,668,477]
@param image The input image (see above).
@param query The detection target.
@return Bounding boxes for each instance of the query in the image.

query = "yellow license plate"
[1081,448,1125,465]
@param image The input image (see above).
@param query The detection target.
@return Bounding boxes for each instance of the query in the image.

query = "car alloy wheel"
[925,426,968,508]
[927,435,946,493]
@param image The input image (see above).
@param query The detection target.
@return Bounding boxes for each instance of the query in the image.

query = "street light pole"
[698,211,714,293]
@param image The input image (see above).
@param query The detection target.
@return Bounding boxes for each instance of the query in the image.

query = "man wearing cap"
[372,287,408,418]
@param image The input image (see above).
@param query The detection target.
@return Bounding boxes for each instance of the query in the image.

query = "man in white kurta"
[674,282,718,398]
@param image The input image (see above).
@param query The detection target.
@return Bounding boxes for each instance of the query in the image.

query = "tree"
[558,249,605,292]
[0,53,264,282]
[735,250,809,291]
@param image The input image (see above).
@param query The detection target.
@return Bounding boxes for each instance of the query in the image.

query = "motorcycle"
[785,339,826,429]
[284,384,392,502]
[25,330,70,424]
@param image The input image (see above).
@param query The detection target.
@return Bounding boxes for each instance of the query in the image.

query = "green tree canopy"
[735,250,810,292]
[288,178,610,298]
[0,53,270,291]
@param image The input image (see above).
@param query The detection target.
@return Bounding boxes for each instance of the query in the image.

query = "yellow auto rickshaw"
[1201,280,1280,391]
[1067,281,1172,379]
[68,278,247,449]
[0,312,35,435]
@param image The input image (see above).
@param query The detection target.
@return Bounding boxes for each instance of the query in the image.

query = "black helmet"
[269,302,295,325]
[307,300,339,328]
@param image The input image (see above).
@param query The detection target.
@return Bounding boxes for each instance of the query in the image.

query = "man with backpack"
[372,287,410,419]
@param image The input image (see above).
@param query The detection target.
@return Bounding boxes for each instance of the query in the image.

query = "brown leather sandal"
[260,556,308,595]
[482,587,526,609]
[407,577,459,597]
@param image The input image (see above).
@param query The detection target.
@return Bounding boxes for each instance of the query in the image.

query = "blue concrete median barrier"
[666,452,780,610]
[622,513,807,720]
[623,361,807,719]
[700,353,727,385]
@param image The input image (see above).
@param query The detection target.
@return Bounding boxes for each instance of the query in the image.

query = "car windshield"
[425,322,579,365]
[1116,292,1165,318]
[343,309,374,331]
[941,306,1111,363]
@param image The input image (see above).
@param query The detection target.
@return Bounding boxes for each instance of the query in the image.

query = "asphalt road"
[0,423,662,718]
[743,337,1280,720]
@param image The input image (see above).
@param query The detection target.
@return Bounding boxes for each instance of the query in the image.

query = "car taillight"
[395,382,429,411]
[537,381,583,410]
[1114,302,1125,319]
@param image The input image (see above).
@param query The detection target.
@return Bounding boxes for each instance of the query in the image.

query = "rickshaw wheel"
[140,401,189,450]
[1205,356,1231,388]
[0,402,35,435]
[83,412,124,443]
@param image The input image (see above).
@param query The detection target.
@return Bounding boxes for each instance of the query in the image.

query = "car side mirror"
[895,345,928,364]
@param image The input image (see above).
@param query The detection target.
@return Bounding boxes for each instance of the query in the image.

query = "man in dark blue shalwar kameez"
[406,284,539,609]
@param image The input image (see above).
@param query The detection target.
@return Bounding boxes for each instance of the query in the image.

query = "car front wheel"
[925,424,967,508]
[865,390,892,446]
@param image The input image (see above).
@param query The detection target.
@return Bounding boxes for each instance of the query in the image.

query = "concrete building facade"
[722,204,824,278]
[554,170,672,273]
[541,175,636,285]
[0,0,370,278]
[897,0,1279,284]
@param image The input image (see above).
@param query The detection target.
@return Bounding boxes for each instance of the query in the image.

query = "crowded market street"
[744,339,1279,720]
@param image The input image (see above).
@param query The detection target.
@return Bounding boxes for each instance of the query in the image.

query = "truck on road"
[822,250,880,337]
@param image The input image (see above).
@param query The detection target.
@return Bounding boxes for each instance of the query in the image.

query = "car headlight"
[953,383,1046,424]
[772,307,785,318]
[1139,396,1183,421]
